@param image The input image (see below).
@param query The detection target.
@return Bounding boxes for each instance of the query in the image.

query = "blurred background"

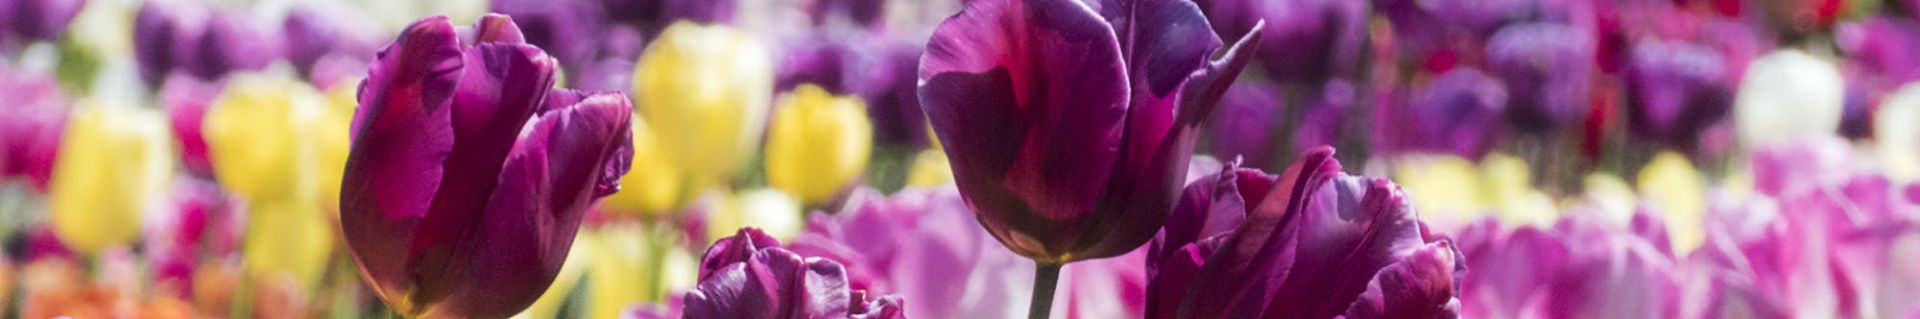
[0,0,1918,317]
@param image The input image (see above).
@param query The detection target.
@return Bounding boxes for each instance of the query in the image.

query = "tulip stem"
[1028,262,1063,319]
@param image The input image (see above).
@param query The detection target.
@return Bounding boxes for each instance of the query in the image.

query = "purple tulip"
[1195,0,1366,84]
[1145,148,1464,318]
[809,0,888,28]
[339,15,635,318]
[777,33,927,148]
[688,228,907,318]
[0,66,66,190]
[1486,23,1595,133]
[1205,81,1281,167]
[181,10,282,80]
[132,0,192,86]
[1,0,83,44]
[918,0,1262,263]
[601,0,735,35]
[1623,39,1734,149]
[1376,68,1507,159]
[490,0,608,74]
[282,4,379,79]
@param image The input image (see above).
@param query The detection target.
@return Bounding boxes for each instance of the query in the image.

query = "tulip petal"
[421,91,633,317]
[471,13,527,44]
[918,0,1131,259]
[702,228,785,281]
[685,262,781,318]
[342,15,463,299]
[1345,241,1463,319]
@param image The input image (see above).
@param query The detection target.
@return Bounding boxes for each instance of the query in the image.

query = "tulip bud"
[340,15,634,317]
[632,22,772,203]
[49,103,174,254]
[202,74,337,289]
[766,84,874,205]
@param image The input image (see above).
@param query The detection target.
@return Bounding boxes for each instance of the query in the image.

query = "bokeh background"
[1,0,1918,317]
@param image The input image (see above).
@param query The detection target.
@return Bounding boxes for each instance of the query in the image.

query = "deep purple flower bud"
[1378,68,1506,159]
[282,5,379,79]
[1487,23,1595,133]
[132,0,197,86]
[181,10,281,80]
[687,228,907,318]
[919,0,1262,263]
[810,0,888,28]
[1624,39,1734,148]
[490,0,606,73]
[2,0,83,43]
[0,67,66,190]
[1145,148,1464,318]
[340,14,635,318]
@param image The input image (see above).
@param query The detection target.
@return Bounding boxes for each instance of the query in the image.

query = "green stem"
[1028,262,1063,319]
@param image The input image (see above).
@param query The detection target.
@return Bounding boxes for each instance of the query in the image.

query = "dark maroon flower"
[918,0,1261,263]
[687,228,907,318]
[339,14,634,318]
[1145,148,1464,318]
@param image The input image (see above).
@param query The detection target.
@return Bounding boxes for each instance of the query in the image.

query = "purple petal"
[1487,23,1595,133]
[701,228,784,281]
[341,15,463,299]
[1344,241,1462,319]
[918,0,1130,259]
[470,14,528,45]
[1625,40,1733,148]
[685,262,782,318]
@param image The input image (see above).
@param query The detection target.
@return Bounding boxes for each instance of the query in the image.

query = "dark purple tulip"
[601,0,735,35]
[490,0,606,73]
[181,10,282,80]
[1,0,83,44]
[1377,68,1506,159]
[1145,148,1463,318]
[688,228,907,319]
[1292,81,1353,155]
[1206,81,1281,167]
[1623,39,1733,149]
[132,0,195,86]
[282,5,379,79]
[1486,23,1595,133]
[0,67,66,190]
[918,0,1262,263]
[810,0,888,28]
[339,14,635,318]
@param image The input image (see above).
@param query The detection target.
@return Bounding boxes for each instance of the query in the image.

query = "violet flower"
[1623,39,1734,149]
[1145,148,1464,318]
[339,14,635,317]
[282,4,380,80]
[917,0,1261,264]
[687,228,906,318]
[132,3,281,84]
[1486,23,1595,133]
[1205,81,1281,167]
[1377,68,1507,159]
[0,0,83,45]
[160,74,220,176]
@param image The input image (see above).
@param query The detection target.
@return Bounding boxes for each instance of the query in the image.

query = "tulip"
[766,84,874,205]
[0,67,66,190]
[1458,213,1682,319]
[339,14,635,317]
[1,0,84,45]
[1206,81,1281,167]
[1637,152,1705,254]
[161,74,221,175]
[579,224,698,319]
[1486,23,1595,133]
[685,228,906,318]
[630,22,772,210]
[1195,0,1367,85]
[599,113,685,214]
[1733,50,1845,147]
[281,4,379,79]
[1145,147,1463,318]
[919,0,1260,313]
[1624,39,1735,149]
[48,103,174,254]
[1879,83,1920,182]
[201,74,337,290]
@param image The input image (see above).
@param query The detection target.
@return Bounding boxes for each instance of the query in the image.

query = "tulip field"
[3,0,1920,318]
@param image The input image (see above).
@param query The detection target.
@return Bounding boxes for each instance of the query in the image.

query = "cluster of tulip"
[0,0,1918,318]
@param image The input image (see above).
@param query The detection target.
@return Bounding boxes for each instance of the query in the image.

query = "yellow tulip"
[49,102,173,254]
[765,84,873,205]
[1481,153,1557,227]
[1581,172,1639,228]
[705,189,803,244]
[905,150,955,187]
[580,223,698,319]
[1391,155,1487,223]
[317,80,358,214]
[202,74,335,289]
[1637,152,1706,254]
[632,22,772,196]
[600,114,686,215]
